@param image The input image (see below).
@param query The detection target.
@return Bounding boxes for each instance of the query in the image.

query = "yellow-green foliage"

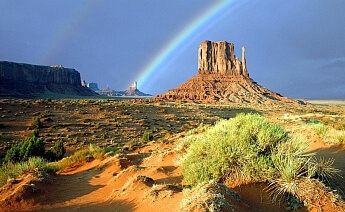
[180,113,288,186]
[336,132,345,144]
[314,123,329,136]
[3,135,46,164]
[180,113,340,208]
[32,116,43,129]
[56,144,105,170]
[0,157,57,187]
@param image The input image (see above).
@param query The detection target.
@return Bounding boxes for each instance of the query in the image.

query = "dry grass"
[180,181,244,212]
[1,98,345,211]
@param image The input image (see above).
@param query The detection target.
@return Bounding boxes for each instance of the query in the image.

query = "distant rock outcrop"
[0,61,97,97]
[156,40,302,104]
[97,82,152,97]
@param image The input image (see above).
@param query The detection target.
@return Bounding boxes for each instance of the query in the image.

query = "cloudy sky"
[0,0,344,99]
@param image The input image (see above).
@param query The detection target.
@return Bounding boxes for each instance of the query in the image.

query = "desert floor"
[0,98,344,211]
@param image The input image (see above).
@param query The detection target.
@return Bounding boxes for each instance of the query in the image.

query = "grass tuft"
[308,157,341,183]
[0,157,57,187]
[314,123,328,136]
[56,144,105,170]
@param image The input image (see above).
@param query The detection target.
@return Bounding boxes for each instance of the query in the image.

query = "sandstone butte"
[0,61,97,98]
[156,40,303,105]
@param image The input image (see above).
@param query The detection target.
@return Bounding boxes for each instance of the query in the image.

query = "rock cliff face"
[0,61,97,97]
[156,41,302,104]
[198,40,248,77]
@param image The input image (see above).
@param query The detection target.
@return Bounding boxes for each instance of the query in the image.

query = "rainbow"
[136,0,246,93]
[41,1,98,64]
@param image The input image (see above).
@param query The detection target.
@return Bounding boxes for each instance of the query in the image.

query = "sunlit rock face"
[0,61,97,97]
[198,40,248,77]
[156,41,302,105]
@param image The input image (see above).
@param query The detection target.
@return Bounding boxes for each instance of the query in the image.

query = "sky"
[0,0,344,99]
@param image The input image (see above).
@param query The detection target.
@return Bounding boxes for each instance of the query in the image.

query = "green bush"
[181,113,287,186]
[45,141,66,161]
[142,131,153,142]
[56,144,104,170]
[336,132,345,144]
[4,135,45,164]
[32,116,43,129]
[0,157,57,187]
[32,129,39,137]
[314,123,328,136]
[180,113,343,208]
[104,145,120,153]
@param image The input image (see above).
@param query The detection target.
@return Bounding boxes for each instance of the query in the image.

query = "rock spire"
[156,40,302,105]
[198,40,248,77]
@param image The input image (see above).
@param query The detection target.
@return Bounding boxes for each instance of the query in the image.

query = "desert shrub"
[32,129,39,137]
[0,157,57,187]
[17,157,57,174]
[45,141,66,162]
[180,181,241,212]
[142,131,153,142]
[3,135,45,164]
[32,116,43,129]
[304,116,345,131]
[314,123,328,136]
[306,119,320,125]
[181,113,287,186]
[104,145,120,153]
[180,113,341,208]
[56,144,104,170]
[268,139,312,200]
[335,132,345,144]
[267,138,340,207]
[332,120,345,131]
[307,157,340,183]
[51,141,66,160]
[45,98,52,103]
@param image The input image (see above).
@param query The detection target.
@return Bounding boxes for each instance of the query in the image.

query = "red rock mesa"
[156,40,301,104]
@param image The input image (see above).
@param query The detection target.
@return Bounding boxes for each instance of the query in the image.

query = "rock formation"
[97,82,152,97]
[156,40,302,104]
[0,61,97,97]
[126,81,138,95]
[198,40,248,77]
[87,82,100,91]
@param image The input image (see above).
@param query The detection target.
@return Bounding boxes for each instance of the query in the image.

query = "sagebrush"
[180,113,341,208]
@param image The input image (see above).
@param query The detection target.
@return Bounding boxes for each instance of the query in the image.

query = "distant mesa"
[156,40,303,104]
[95,81,152,97]
[0,61,97,98]
[86,82,100,91]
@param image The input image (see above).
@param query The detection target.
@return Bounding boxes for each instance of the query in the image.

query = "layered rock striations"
[156,40,300,104]
[198,40,248,77]
[0,61,97,97]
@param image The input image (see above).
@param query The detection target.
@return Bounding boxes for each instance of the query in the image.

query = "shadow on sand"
[307,144,345,196]
[40,199,136,212]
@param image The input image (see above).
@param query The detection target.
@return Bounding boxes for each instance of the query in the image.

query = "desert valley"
[0,41,345,212]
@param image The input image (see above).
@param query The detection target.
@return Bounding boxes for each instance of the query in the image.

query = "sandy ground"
[0,99,345,211]
[0,138,344,212]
